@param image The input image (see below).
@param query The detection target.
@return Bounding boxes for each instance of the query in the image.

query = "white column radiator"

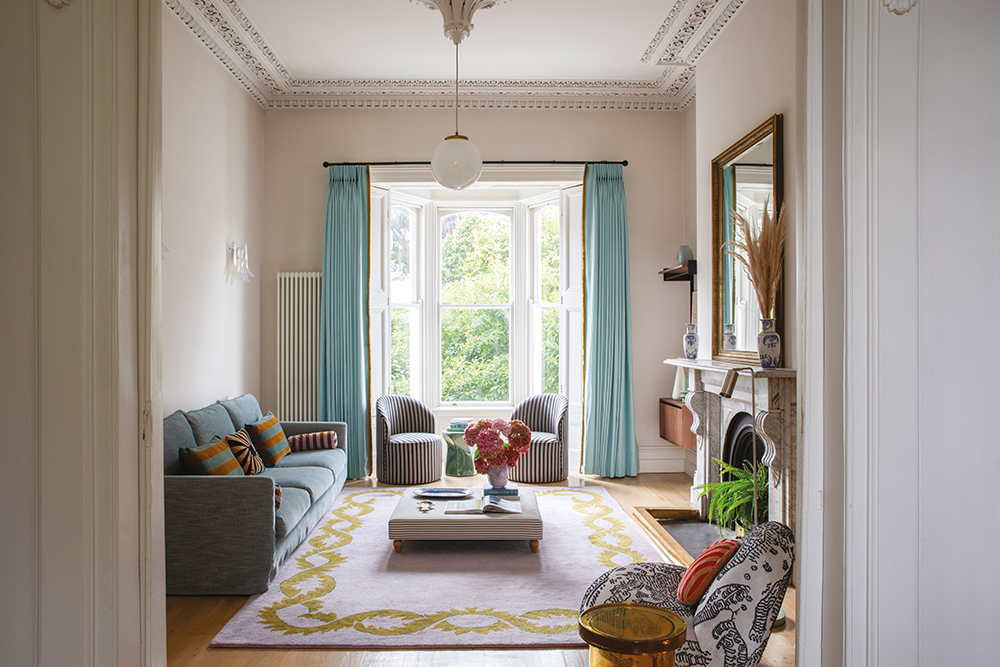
[276,271,322,421]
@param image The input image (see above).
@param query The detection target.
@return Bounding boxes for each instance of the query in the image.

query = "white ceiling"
[164,0,747,110]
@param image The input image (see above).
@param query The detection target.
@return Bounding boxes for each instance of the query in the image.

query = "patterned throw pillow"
[677,538,741,606]
[287,429,338,452]
[274,483,282,509]
[225,428,264,475]
[179,439,245,476]
[246,412,291,467]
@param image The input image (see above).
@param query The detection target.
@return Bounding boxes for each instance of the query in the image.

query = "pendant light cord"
[454,43,460,135]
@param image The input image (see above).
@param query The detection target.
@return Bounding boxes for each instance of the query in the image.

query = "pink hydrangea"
[466,417,532,469]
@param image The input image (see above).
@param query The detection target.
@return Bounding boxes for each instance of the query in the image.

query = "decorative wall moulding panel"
[163,0,738,110]
[883,0,917,15]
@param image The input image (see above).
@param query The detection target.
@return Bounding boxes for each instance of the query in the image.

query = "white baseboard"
[638,442,691,474]
[683,449,697,477]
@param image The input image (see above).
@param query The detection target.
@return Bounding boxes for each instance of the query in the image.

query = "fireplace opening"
[723,412,766,482]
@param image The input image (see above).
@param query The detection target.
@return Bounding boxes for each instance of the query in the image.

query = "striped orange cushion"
[677,538,741,606]
[246,412,290,467]
[179,439,244,476]
[226,428,264,475]
[287,429,338,452]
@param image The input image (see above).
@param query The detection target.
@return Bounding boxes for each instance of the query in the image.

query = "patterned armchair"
[509,393,569,484]
[375,395,443,486]
[580,521,795,667]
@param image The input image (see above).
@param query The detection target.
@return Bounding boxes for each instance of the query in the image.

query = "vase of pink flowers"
[463,418,532,489]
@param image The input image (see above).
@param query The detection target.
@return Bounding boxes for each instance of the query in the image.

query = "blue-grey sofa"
[163,392,348,595]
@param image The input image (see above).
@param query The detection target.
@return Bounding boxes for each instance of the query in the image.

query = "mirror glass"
[712,115,783,363]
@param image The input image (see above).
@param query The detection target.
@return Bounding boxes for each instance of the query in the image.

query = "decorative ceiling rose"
[411,0,509,45]
[883,0,916,15]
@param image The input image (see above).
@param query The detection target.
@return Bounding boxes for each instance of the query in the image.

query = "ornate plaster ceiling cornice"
[164,0,744,111]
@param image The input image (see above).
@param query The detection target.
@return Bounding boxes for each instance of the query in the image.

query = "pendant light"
[431,42,482,190]
[417,0,498,189]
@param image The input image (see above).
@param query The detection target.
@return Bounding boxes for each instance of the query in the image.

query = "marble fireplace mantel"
[664,358,798,531]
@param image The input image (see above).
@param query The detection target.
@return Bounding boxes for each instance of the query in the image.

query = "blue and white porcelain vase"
[683,323,699,360]
[757,318,781,368]
[723,324,737,350]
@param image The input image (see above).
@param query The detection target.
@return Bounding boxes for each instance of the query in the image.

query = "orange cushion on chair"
[677,538,741,606]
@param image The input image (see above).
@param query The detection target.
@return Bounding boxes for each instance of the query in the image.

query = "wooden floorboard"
[166,466,795,666]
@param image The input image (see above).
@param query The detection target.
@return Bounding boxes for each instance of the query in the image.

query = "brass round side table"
[578,603,687,667]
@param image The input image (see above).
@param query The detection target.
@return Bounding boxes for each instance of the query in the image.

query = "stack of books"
[484,482,519,500]
[448,418,474,431]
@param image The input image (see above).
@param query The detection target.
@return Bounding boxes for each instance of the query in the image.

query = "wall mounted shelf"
[659,260,696,321]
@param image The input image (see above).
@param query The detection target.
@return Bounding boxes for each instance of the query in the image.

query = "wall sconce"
[225,243,254,283]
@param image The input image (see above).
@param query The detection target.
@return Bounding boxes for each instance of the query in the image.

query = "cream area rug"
[211,486,664,649]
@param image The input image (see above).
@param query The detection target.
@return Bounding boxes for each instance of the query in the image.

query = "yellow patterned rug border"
[257,487,647,638]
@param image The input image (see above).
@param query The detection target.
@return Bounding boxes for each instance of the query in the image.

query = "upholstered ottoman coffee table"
[388,489,543,553]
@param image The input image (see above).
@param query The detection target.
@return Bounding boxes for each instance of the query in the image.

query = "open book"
[444,496,522,515]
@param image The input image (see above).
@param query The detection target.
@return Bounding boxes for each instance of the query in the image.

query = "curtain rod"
[321,159,627,168]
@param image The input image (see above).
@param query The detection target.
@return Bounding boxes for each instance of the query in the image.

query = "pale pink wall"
[695,0,802,367]
[0,0,38,661]
[260,107,689,464]
[161,4,264,414]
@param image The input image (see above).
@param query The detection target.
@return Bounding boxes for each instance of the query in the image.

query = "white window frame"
[430,203,518,410]
[386,193,425,403]
[372,168,583,425]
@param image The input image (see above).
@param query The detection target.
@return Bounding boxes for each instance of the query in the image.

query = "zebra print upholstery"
[508,393,569,484]
[375,395,444,486]
[580,521,795,667]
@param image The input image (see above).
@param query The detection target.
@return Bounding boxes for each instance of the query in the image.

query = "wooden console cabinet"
[658,398,696,450]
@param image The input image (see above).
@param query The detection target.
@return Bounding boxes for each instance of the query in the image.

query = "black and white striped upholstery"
[375,395,443,486]
[508,393,569,484]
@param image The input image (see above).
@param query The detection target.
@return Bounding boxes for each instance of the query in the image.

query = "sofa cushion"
[163,410,196,475]
[287,429,338,452]
[185,403,236,445]
[221,393,264,431]
[247,412,291,466]
[226,429,264,475]
[180,439,245,476]
[276,448,347,480]
[260,466,334,503]
[274,486,310,540]
[677,538,740,606]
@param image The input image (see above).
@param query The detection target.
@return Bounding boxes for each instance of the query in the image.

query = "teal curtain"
[319,165,371,479]
[722,166,735,324]
[581,163,639,478]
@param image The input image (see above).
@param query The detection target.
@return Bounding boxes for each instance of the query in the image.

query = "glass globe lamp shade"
[431,134,482,190]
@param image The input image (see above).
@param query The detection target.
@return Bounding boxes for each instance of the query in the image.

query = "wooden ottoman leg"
[529,540,539,554]
[393,540,403,553]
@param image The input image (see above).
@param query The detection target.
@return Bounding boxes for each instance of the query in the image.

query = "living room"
[5,0,999,665]
[159,0,799,662]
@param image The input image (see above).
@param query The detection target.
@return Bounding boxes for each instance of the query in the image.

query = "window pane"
[390,308,412,396]
[440,211,510,304]
[441,308,509,402]
[541,306,560,394]
[390,206,413,302]
[539,205,560,303]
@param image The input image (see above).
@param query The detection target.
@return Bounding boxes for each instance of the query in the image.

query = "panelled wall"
[831,1,1000,664]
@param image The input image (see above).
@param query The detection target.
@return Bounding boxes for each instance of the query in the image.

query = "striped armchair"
[375,395,444,486]
[509,393,569,484]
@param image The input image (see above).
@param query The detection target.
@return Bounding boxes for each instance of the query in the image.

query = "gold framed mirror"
[711,114,784,363]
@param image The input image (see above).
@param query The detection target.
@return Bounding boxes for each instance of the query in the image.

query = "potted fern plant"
[695,458,768,537]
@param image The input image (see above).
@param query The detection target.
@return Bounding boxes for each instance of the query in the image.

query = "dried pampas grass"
[724,200,786,319]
